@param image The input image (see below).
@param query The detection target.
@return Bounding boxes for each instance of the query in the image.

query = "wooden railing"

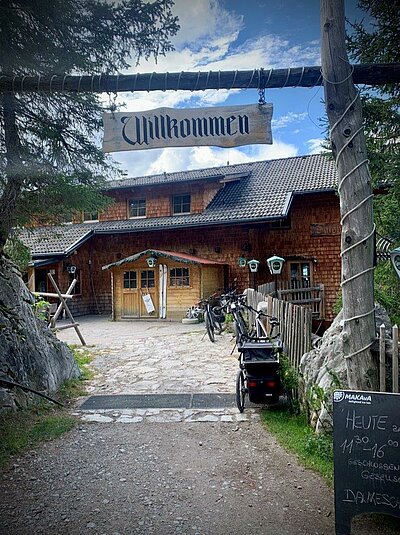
[378,324,399,393]
[246,288,312,372]
[257,280,324,319]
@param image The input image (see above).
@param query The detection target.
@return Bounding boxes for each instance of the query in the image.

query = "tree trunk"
[320,0,378,390]
[0,91,23,252]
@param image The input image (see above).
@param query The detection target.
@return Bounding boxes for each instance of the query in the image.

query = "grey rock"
[0,256,79,412]
[300,305,392,433]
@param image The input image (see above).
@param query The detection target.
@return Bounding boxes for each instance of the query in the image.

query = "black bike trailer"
[236,338,283,411]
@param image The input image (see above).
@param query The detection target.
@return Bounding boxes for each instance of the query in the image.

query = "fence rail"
[379,324,399,393]
[247,292,400,395]
[246,288,312,372]
[257,281,324,319]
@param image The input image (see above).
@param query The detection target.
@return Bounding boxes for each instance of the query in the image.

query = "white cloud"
[111,140,298,177]
[170,0,243,49]
[306,138,329,154]
[114,2,321,113]
[107,1,320,176]
[272,112,308,130]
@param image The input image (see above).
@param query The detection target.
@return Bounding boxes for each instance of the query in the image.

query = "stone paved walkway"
[58,316,246,422]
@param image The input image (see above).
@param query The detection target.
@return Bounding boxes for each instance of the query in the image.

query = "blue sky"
[109,0,367,177]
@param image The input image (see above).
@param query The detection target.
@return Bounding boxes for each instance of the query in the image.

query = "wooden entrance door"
[121,268,159,318]
[121,270,140,318]
[139,269,158,317]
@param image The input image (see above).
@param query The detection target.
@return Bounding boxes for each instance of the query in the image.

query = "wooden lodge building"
[21,154,340,323]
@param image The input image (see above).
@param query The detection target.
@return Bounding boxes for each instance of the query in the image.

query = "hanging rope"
[322,61,376,361]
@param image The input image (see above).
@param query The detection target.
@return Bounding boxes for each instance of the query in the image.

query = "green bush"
[374,261,400,326]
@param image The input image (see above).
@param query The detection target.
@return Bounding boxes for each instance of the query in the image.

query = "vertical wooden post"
[48,273,86,346]
[393,325,399,393]
[49,278,77,327]
[379,324,386,392]
[321,0,377,390]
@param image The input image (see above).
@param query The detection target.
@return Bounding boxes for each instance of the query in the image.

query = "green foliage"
[333,290,343,316]
[4,235,31,271]
[303,430,333,465]
[261,408,333,483]
[374,261,400,326]
[0,404,76,471]
[0,345,96,470]
[279,353,299,392]
[59,345,95,399]
[346,1,400,326]
[31,297,51,322]
[277,353,300,413]
[347,1,400,240]
[306,370,341,433]
[0,0,179,244]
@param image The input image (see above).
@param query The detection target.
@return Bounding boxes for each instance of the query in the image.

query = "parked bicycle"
[221,291,285,412]
[195,294,226,343]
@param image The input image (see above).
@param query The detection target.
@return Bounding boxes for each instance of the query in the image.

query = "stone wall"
[0,256,80,413]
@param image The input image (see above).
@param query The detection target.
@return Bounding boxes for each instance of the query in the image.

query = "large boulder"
[0,255,79,412]
[300,304,392,433]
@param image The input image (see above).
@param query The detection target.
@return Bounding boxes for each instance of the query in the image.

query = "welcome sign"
[102,103,273,152]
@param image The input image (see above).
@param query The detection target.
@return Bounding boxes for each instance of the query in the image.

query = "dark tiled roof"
[21,154,337,257]
[106,164,250,189]
[21,225,93,256]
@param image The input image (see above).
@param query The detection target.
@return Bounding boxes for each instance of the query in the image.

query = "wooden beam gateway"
[0,63,399,94]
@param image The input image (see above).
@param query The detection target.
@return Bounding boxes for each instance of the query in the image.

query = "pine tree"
[347,0,400,240]
[347,0,400,323]
[0,0,179,252]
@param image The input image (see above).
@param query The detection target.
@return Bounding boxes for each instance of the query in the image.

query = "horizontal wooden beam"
[0,64,398,94]
[55,322,80,331]
[32,291,73,299]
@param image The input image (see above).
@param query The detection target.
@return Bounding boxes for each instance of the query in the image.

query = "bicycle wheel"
[214,317,224,335]
[236,370,246,413]
[212,307,225,335]
[205,311,215,342]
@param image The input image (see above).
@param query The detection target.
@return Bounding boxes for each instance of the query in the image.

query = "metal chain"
[258,68,266,104]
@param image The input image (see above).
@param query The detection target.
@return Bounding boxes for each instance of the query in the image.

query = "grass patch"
[0,405,76,470]
[261,407,334,484]
[0,345,96,471]
[58,345,95,400]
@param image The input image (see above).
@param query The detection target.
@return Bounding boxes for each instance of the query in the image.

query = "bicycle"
[198,294,225,343]
[221,291,285,412]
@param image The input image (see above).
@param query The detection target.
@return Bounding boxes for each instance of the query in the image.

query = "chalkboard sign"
[333,390,400,535]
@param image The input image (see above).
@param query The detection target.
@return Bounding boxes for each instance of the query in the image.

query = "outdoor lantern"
[391,247,400,279]
[238,257,247,268]
[247,259,260,273]
[67,264,77,274]
[267,255,285,275]
[146,256,157,268]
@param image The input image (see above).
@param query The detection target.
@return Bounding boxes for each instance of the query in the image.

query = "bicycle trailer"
[237,338,283,405]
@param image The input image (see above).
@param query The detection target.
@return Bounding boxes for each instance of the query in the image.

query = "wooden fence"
[246,291,399,394]
[379,324,399,393]
[257,280,324,319]
[246,288,313,371]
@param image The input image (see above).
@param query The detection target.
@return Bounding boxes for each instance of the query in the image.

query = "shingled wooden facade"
[24,155,341,324]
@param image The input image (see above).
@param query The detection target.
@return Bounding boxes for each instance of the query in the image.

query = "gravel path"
[1,318,399,534]
[0,422,335,535]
